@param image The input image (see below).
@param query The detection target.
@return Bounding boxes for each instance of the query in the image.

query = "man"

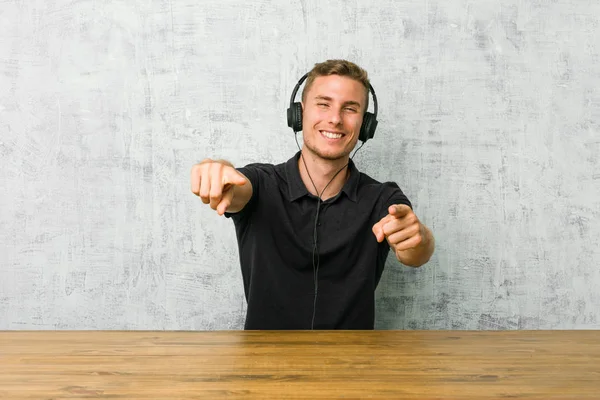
[190,59,435,330]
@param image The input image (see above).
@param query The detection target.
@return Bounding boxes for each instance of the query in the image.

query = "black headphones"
[286,72,379,143]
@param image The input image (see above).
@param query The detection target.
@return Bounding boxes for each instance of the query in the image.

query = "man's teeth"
[322,131,343,139]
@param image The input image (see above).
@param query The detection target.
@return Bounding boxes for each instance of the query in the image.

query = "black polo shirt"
[225,151,411,330]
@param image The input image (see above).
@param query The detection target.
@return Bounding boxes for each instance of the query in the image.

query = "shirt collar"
[285,151,359,203]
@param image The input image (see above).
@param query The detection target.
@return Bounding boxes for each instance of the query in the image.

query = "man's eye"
[345,107,357,112]
[317,103,328,107]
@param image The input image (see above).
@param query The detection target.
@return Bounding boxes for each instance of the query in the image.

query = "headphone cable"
[293,133,365,329]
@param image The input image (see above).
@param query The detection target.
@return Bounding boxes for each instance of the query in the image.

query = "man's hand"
[190,159,249,215]
[372,204,433,267]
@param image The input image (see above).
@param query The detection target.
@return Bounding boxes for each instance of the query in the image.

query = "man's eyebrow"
[314,95,362,108]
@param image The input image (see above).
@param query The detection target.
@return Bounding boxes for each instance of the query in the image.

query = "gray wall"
[1,0,599,330]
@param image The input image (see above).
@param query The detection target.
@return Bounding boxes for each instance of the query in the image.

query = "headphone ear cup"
[359,112,378,142]
[287,102,303,132]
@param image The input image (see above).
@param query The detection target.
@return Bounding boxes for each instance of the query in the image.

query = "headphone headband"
[288,73,309,110]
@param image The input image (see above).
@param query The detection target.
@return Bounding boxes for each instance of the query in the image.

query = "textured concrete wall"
[1,0,599,330]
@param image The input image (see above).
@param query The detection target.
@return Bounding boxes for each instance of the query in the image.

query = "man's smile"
[320,130,345,140]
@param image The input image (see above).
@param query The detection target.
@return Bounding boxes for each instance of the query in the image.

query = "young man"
[190,60,435,330]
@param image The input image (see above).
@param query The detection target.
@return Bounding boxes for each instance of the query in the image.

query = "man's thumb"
[224,171,247,186]
[372,222,384,243]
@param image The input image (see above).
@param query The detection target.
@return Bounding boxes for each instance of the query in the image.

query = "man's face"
[301,75,367,161]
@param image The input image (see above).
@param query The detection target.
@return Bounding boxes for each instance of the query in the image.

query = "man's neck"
[298,149,350,201]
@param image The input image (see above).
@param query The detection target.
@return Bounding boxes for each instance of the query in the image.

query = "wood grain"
[1,330,599,399]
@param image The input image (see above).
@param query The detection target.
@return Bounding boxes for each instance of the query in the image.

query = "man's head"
[300,59,371,162]
[301,60,370,111]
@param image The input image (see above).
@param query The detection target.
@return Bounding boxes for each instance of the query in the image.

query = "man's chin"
[312,149,350,162]
[321,153,347,161]
[303,141,353,162]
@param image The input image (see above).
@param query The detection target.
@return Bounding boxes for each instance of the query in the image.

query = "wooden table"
[1,330,599,399]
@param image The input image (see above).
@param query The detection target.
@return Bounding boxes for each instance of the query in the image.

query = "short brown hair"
[301,59,370,111]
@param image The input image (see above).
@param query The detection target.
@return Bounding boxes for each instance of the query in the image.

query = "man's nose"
[328,108,342,125]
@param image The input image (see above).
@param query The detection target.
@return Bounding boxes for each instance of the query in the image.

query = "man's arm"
[190,159,253,215]
[372,204,435,268]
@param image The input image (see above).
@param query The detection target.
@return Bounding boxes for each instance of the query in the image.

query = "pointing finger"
[216,189,234,216]
[389,204,411,218]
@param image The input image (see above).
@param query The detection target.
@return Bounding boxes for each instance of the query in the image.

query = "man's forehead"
[308,76,366,103]
[311,74,362,88]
